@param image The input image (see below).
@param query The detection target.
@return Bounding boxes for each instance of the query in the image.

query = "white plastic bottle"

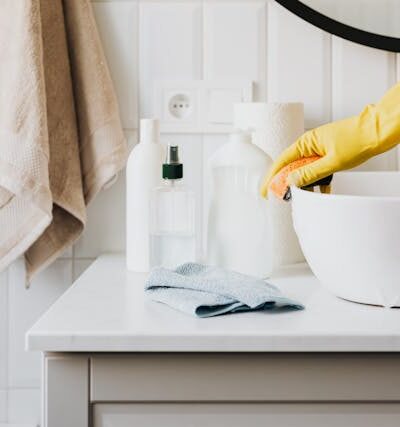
[207,131,273,278]
[150,145,197,269]
[126,119,164,272]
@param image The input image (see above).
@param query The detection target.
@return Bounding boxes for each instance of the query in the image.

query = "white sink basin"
[291,172,400,307]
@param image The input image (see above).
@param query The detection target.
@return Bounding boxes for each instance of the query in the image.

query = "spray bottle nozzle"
[166,145,180,164]
[163,145,183,180]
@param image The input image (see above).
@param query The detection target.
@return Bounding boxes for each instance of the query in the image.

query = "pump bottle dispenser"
[126,119,164,272]
[150,145,197,269]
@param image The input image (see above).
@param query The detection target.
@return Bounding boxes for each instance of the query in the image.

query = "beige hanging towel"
[0,0,127,282]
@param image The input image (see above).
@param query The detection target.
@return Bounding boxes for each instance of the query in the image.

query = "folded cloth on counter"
[145,263,303,318]
[0,0,127,282]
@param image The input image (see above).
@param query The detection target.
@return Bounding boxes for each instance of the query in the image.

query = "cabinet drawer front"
[93,403,400,427]
[91,354,400,402]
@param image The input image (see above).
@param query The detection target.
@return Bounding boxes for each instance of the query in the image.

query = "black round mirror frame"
[275,0,400,52]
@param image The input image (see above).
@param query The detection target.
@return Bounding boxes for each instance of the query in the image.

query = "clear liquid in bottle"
[150,146,197,269]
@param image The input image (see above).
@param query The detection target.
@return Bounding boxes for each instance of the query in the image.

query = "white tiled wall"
[2,0,399,425]
[8,260,72,390]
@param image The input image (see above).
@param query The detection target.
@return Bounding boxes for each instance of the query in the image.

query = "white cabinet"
[40,353,400,426]
[41,353,400,427]
[30,257,400,427]
[93,403,400,427]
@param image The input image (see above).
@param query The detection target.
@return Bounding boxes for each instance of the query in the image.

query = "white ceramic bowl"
[291,172,400,307]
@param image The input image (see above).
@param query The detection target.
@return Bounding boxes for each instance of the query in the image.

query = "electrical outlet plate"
[154,80,253,133]
[154,81,201,133]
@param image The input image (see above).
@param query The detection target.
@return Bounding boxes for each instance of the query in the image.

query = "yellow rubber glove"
[261,82,400,198]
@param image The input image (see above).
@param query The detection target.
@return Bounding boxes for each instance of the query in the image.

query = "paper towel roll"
[234,102,304,160]
[234,102,305,268]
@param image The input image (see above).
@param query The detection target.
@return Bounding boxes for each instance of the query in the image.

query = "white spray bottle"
[126,119,164,272]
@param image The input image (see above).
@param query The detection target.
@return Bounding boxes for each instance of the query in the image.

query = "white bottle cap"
[230,131,252,145]
[140,119,160,144]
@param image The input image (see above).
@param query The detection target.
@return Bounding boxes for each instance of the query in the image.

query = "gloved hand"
[261,82,400,198]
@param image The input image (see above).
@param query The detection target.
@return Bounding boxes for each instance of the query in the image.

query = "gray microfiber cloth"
[145,263,304,318]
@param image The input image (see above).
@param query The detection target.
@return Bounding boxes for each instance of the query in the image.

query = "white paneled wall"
[74,169,127,258]
[93,1,139,129]
[332,38,396,120]
[267,1,331,128]
[203,1,267,99]
[332,38,398,170]
[1,0,399,425]
[139,1,202,117]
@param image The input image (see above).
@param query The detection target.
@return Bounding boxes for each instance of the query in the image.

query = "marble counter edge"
[26,333,400,352]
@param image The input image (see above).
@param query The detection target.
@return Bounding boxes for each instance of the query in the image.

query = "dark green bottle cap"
[163,163,183,179]
[163,145,183,180]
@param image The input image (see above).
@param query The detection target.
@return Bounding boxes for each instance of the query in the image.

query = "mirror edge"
[275,0,400,52]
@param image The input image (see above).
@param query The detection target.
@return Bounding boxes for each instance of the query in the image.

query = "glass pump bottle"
[150,145,197,269]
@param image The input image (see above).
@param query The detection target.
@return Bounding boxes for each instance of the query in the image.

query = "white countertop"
[26,254,400,352]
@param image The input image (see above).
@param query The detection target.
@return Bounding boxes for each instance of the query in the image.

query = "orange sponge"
[269,156,321,199]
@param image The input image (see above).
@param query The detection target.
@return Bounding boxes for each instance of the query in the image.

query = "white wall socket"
[168,93,192,119]
[154,80,253,133]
